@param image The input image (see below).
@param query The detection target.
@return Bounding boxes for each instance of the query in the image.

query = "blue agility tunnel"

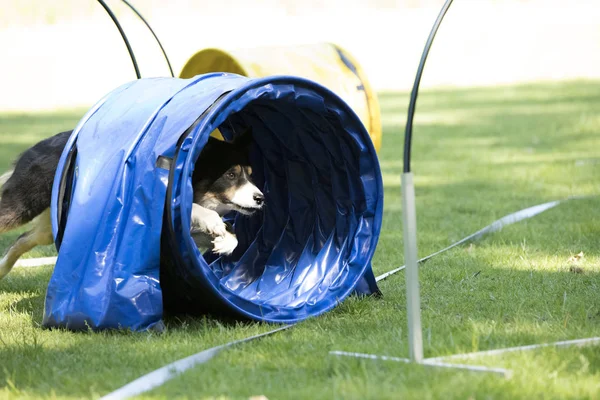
[42,73,384,331]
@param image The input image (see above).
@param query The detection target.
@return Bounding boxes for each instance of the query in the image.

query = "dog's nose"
[253,193,264,206]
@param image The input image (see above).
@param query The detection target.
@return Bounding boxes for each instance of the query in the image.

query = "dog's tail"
[0,169,13,191]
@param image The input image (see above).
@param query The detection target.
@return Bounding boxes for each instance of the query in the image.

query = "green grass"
[1,80,600,399]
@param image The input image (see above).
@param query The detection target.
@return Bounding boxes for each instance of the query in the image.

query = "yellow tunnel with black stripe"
[180,43,382,153]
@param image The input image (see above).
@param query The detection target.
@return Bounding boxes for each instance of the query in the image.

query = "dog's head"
[192,127,264,216]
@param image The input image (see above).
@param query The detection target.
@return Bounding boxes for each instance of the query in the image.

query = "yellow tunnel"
[179,43,382,152]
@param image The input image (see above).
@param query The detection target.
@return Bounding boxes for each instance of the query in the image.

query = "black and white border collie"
[0,127,263,280]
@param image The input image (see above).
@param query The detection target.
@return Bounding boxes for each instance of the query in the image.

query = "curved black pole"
[121,0,175,77]
[403,0,454,173]
[96,0,141,79]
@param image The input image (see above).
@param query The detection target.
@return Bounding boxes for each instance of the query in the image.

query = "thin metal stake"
[402,172,423,362]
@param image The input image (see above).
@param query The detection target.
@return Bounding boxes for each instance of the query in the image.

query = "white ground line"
[100,325,294,400]
[15,256,57,268]
[330,351,511,378]
[426,337,600,362]
[375,199,563,282]
[330,337,600,378]
[330,350,412,364]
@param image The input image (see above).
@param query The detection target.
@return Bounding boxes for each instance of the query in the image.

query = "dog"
[0,127,263,281]
[189,128,264,255]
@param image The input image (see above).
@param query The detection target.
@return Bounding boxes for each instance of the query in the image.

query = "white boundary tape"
[375,199,564,282]
[15,256,57,268]
[426,336,600,362]
[100,324,293,400]
[330,351,511,377]
[330,336,600,378]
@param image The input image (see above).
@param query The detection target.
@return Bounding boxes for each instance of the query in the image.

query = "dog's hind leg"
[0,170,40,235]
[0,209,53,280]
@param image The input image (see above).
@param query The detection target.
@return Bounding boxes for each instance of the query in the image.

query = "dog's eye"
[226,172,236,179]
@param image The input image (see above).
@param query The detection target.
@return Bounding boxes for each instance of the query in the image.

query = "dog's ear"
[232,126,253,150]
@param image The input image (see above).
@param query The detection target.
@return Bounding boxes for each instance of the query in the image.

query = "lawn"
[0,80,599,399]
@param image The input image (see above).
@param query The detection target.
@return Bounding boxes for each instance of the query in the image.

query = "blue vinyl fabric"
[43,73,384,331]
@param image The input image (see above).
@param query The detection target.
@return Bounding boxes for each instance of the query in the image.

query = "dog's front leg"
[190,204,227,237]
[190,204,238,255]
[211,231,238,256]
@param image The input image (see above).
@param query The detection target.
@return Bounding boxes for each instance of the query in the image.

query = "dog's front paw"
[191,204,227,237]
[204,215,227,238]
[212,232,238,256]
